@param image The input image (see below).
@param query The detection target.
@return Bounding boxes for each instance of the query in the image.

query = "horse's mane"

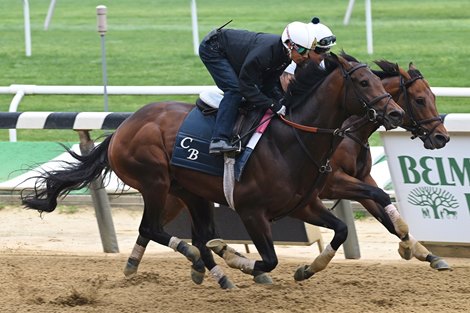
[339,51,360,63]
[340,50,424,81]
[285,53,340,108]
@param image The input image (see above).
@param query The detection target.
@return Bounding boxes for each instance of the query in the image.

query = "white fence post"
[191,0,200,56]
[23,0,32,56]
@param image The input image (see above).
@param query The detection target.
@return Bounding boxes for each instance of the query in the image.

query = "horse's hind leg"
[124,235,150,276]
[137,191,206,284]
[124,195,187,277]
[181,195,236,289]
[124,195,185,276]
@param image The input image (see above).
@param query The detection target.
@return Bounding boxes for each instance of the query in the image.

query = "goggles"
[316,35,336,48]
[293,44,310,56]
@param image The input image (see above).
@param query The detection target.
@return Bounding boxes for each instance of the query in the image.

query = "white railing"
[1,84,469,142]
[0,84,222,142]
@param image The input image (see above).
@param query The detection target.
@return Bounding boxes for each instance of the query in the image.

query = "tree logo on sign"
[407,187,458,219]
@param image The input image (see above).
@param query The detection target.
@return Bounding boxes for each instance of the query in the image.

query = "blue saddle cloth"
[171,107,253,180]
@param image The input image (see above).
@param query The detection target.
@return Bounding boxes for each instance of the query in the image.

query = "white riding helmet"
[308,17,336,49]
[281,21,318,51]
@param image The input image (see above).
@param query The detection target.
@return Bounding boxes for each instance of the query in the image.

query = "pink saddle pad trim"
[256,109,273,133]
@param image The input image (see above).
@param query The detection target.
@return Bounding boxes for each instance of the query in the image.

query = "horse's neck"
[294,87,347,130]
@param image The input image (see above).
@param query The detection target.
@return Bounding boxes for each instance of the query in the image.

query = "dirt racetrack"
[1,205,470,313]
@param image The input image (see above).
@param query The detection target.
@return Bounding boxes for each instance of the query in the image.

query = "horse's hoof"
[219,276,237,289]
[294,265,314,282]
[191,266,205,285]
[206,238,227,255]
[430,257,453,271]
[398,241,413,260]
[253,273,273,284]
[184,245,201,262]
[123,258,139,276]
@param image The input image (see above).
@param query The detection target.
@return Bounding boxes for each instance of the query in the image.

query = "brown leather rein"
[279,115,338,134]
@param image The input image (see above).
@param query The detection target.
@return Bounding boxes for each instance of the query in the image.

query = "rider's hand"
[271,98,286,116]
[276,105,286,116]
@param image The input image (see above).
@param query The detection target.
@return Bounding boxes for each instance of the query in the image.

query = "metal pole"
[78,130,119,253]
[190,0,200,56]
[343,0,355,25]
[44,0,57,30]
[23,0,32,56]
[97,5,109,112]
[335,200,361,259]
[365,0,374,54]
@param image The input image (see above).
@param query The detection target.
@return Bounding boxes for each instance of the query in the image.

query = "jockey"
[279,17,337,92]
[199,21,317,155]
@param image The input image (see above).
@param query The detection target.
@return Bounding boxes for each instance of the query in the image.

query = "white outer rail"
[1,84,468,142]
[0,85,222,142]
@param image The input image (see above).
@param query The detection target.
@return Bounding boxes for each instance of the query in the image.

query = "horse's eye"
[416,98,425,106]
[360,80,369,87]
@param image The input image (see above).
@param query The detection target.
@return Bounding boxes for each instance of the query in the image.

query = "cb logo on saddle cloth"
[171,92,271,180]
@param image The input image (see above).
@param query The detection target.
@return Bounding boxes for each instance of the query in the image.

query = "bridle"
[397,73,443,141]
[341,63,393,123]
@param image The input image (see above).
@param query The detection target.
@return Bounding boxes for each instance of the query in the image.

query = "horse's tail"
[21,134,114,213]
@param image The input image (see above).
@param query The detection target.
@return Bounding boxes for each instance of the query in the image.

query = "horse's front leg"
[360,198,451,270]
[206,239,273,284]
[290,197,348,281]
[356,177,451,270]
[207,209,277,284]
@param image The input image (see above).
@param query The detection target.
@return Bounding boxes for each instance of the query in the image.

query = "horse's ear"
[409,62,417,71]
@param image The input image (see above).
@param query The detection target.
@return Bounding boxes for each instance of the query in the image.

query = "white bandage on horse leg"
[384,204,409,238]
[168,236,182,252]
[409,234,430,261]
[308,244,336,274]
[130,243,146,261]
[224,250,255,274]
[209,265,225,282]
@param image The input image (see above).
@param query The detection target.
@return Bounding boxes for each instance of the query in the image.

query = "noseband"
[399,74,443,140]
[342,63,393,122]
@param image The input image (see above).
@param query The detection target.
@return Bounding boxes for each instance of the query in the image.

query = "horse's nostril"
[435,134,450,145]
[390,110,404,125]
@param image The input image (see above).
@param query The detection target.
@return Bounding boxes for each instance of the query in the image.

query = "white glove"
[276,105,286,116]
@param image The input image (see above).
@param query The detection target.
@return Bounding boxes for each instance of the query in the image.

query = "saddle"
[195,91,268,151]
[171,92,273,180]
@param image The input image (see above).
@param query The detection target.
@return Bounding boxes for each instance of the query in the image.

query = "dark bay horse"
[121,58,451,286]
[316,58,451,269]
[207,58,451,280]
[22,53,404,288]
